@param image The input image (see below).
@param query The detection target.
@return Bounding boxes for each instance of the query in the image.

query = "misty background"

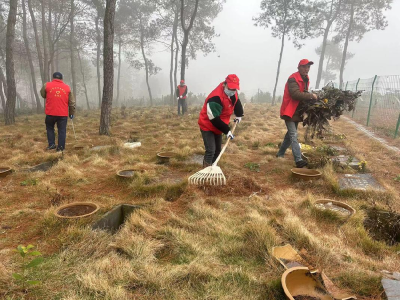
[0,0,398,118]
[149,0,400,100]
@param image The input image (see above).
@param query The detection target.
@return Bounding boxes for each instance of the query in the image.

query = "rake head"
[188,166,226,185]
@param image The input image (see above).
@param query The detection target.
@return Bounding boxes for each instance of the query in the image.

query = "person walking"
[41,72,76,152]
[276,59,318,168]
[198,74,244,167]
[176,79,188,115]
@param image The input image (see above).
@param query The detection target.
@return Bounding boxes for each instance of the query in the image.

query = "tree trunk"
[339,0,354,89]
[116,38,122,106]
[180,0,199,81]
[28,0,44,84]
[174,27,179,95]
[41,0,49,82]
[22,0,42,113]
[95,15,102,108]
[48,1,54,75]
[324,56,331,85]
[315,0,341,89]
[0,80,5,112]
[4,0,17,125]
[170,6,178,106]
[70,0,77,100]
[99,0,116,135]
[140,21,153,107]
[77,49,90,110]
[315,23,332,89]
[272,29,286,106]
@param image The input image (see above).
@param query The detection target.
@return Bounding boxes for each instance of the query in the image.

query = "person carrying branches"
[276,59,318,168]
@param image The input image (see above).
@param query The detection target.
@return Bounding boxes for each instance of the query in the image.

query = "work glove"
[69,115,74,119]
[179,96,183,99]
[226,131,234,140]
[234,117,242,123]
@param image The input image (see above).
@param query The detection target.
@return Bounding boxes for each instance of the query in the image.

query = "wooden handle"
[212,121,238,166]
[211,103,245,166]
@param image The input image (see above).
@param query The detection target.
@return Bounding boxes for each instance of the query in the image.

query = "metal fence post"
[352,78,361,118]
[345,81,348,90]
[366,75,377,127]
[395,113,400,138]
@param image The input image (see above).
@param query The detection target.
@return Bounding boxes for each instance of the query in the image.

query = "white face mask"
[224,87,236,97]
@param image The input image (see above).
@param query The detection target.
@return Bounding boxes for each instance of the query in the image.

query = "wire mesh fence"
[343,75,400,139]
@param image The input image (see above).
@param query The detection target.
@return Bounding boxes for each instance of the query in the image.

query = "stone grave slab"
[382,278,400,300]
[330,145,347,153]
[339,173,385,192]
[332,155,360,170]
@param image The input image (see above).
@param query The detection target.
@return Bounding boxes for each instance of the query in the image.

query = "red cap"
[180,79,185,84]
[298,59,314,67]
[225,74,240,90]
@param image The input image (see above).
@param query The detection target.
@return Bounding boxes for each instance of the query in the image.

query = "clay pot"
[291,168,322,181]
[55,202,99,219]
[157,152,176,164]
[281,267,333,300]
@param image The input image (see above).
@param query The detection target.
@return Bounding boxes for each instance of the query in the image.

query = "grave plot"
[92,204,140,234]
[331,155,360,170]
[20,160,59,172]
[339,173,385,192]
[364,208,400,246]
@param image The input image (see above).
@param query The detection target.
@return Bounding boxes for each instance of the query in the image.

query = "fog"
[149,0,400,100]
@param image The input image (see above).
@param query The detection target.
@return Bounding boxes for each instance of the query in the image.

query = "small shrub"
[244,162,260,172]
[20,179,38,186]
[265,142,275,148]
[12,245,44,292]
[393,174,400,182]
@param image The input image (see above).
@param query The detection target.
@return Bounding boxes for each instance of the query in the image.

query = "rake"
[188,121,239,186]
[70,119,77,141]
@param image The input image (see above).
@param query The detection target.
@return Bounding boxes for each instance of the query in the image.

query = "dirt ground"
[0,104,399,299]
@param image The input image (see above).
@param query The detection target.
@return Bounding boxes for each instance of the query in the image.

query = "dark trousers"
[201,130,222,165]
[178,99,187,115]
[45,115,68,150]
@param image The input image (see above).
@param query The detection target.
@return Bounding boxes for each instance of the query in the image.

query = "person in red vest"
[40,72,76,152]
[276,59,318,168]
[176,79,188,115]
[198,74,244,167]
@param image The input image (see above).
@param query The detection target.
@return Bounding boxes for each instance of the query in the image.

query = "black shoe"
[46,144,56,150]
[296,160,308,168]
[276,153,284,158]
[56,146,64,152]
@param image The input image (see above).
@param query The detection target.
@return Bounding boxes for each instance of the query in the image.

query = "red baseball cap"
[225,74,240,90]
[298,59,314,67]
[180,79,185,84]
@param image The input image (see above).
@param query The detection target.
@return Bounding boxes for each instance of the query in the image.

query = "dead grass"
[0,104,399,299]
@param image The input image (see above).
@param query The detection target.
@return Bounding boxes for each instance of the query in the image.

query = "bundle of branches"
[298,86,362,140]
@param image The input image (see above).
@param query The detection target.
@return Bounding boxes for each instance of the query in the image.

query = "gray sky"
[150,0,400,99]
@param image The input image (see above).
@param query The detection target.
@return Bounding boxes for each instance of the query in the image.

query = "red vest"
[198,83,238,134]
[45,79,71,116]
[280,72,309,118]
[177,85,187,99]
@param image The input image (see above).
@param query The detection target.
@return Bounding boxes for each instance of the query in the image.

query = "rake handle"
[212,121,238,167]
[70,119,77,141]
